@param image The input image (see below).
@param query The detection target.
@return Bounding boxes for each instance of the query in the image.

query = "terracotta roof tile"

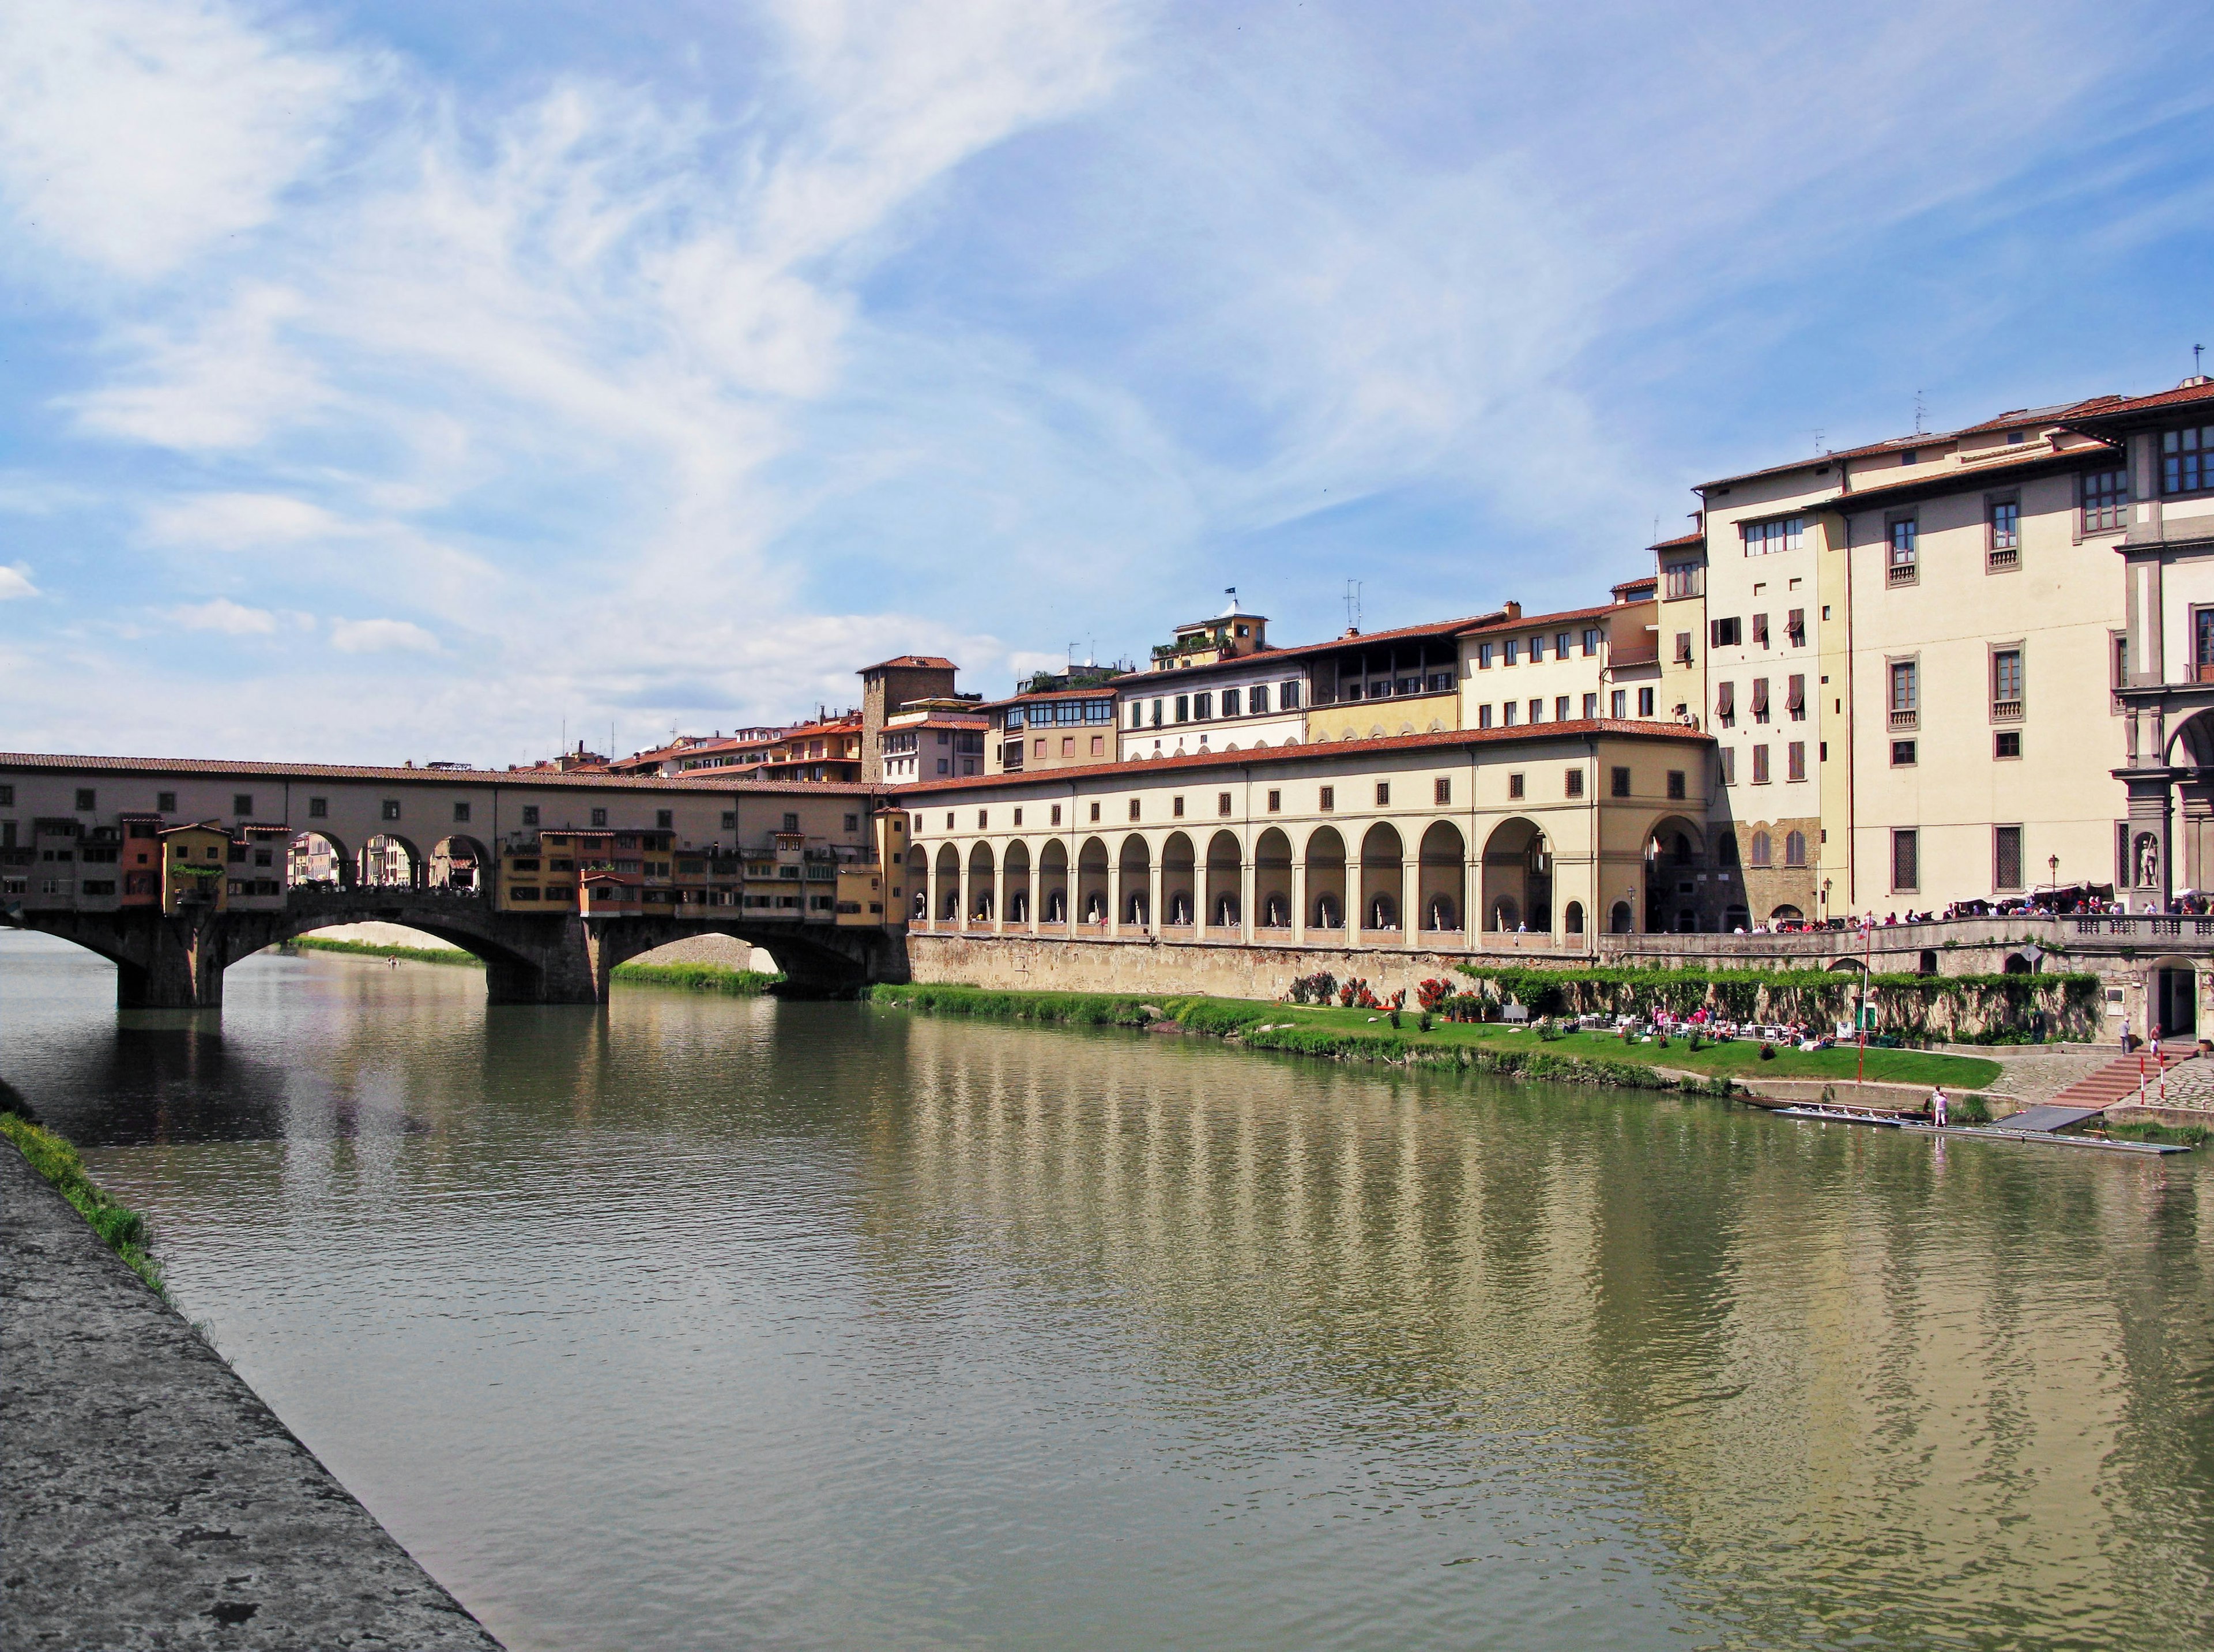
[0,751,876,795]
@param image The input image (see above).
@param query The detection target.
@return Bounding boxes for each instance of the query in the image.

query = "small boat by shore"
[1761,1102,2192,1153]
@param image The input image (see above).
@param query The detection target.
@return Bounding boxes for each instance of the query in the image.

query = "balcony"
[2194,661,2214,685]
[1991,698,2024,722]
[1888,709,1919,731]
[1886,562,1918,586]
[1987,545,2020,573]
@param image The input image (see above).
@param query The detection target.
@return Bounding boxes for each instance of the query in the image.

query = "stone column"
[1109,860,1125,937]
[1065,851,1079,935]
[1240,859,1256,943]
[958,857,973,931]
[1148,861,1163,937]
[1401,856,1419,948]
[2183,780,2214,892]
[992,856,1006,934]
[2124,772,2175,912]
[1291,860,1308,946]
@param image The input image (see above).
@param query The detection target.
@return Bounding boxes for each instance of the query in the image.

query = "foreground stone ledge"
[0,1141,503,1651]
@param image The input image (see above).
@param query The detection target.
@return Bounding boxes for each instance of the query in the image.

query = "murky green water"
[5,929,2212,1650]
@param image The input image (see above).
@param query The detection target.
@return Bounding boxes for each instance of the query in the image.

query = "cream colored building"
[894,721,1714,944]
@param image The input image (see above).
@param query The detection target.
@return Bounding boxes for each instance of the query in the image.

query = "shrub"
[1760,1043,1776,1060]
[1416,977,1455,1013]
[1287,971,1337,1006]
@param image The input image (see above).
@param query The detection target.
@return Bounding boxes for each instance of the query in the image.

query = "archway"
[1077,837,1110,927]
[1418,821,1464,934]
[1040,838,1070,926]
[1253,827,1293,930]
[1004,840,1032,925]
[1643,815,1707,933]
[905,844,929,921]
[430,834,490,895]
[967,841,996,922]
[359,833,425,889]
[1482,818,1552,932]
[934,844,960,922]
[1205,830,1242,929]
[288,830,352,890]
[1161,832,1196,927]
[1358,822,1403,932]
[1770,904,1804,925]
[1306,826,1346,930]
[1119,834,1153,927]
[1564,900,1585,936]
[1609,900,1633,934]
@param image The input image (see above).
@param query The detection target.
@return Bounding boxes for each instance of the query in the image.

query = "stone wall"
[908,934,1478,1002]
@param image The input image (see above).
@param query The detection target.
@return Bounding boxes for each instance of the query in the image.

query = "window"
[1752,613,1769,647]
[1719,747,1735,785]
[2163,424,2213,494]
[1786,674,1805,721]
[1787,741,1806,782]
[1673,632,1693,664]
[232,793,253,816]
[522,806,540,826]
[306,796,326,819]
[1889,659,1918,725]
[1582,628,1602,656]
[1478,703,1494,728]
[1222,688,1241,717]
[1521,697,1538,723]
[1477,642,1494,668]
[977,809,989,829]
[1554,633,1571,658]
[1611,766,1631,798]
[1786,608,1806,646]
[1752,744,1771,784]
[1129,702,1143,729]
[1375,782,1390,807]
[1610,688,1626,718]
[1711,616,1742,648]
[75,788,95,811]
[1750,831,1772,867]
[1529,635,1546,661]
[1887,518,1918,582]
[1504,638,1520,665]
[1638,687,1655,717]
[1151,699,1164,727]
[1051,805,1063,825]
[1554,695,1571,721]
[1995,729,2021,759]
[1428,672,1454,694]
[1582,693,1598,718]
[1172,795,1185,818]
[454,801,473,823]
[1667,770,1685,801]
[1989,498,2020,569]
[1892,739,1917,766]
[1267,789,1281,813]
[784,812,800,832]
[1565,768,1584,798]
[1995,825,2023,890]
[1429,777,1449,806]
[1129,799,1142,821]
[1751,677,1770,722]
[382,799,402,821]
[846,814,860,833]
[1319,786,1335,811]
[1090,735,1105,756]
[1992,648,2024,717]
[1175,695,1189,723]
[157,790,176,812]
[2083,468,2128,532]
[1663,560,1703,599]
[1217,793,1232,816]
[1892,829,1919,891]
[1741,517,1803,555]
[1784,830,1806,868]
[1089,801,1101,821]
[1508,773,1525,800]
[1253,684,1272,714]
[1194,692,1213,720]
[1502,702,1519,726]
[1280,681,1300,710]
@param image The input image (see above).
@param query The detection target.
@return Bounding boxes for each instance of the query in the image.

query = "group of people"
[1617,1006,1836,1051]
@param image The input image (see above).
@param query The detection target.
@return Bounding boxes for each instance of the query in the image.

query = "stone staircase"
[2043,1049,2196,1113]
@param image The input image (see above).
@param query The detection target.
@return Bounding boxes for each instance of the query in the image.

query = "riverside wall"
[0,1141,505,1650]
[907,933,1494,1000]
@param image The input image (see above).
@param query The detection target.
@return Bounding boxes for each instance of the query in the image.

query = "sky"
[1,0,2211,766]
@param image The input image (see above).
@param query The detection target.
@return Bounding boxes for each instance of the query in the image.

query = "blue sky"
[2,0,2211,765]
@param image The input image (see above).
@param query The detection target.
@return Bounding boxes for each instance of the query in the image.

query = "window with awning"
[1751,678,1770,719]
[1715,680,1734,722]
[1786,675,1805,716]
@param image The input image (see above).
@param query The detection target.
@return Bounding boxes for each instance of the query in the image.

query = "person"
[2121,1011,2133,1053]
[2030,1007,2047,1045]
[2151,1027,2163,1063]
[1930,1085,1949,1128]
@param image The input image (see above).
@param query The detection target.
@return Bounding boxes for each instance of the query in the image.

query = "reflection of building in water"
[863,1022,2212,1637]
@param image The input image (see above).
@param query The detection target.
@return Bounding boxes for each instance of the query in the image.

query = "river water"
[4,930,2212,1650]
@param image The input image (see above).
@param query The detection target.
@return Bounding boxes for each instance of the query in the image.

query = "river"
[3,930,2211,1650]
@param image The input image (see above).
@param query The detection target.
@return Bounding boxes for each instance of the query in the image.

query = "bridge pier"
[115,916,229,1010]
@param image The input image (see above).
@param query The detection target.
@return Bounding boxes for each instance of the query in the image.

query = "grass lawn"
[1222,1004,2003,1088]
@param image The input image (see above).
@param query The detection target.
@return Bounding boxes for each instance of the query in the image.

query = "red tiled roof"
[2058,378,2214,430]
[1648,530,1702,552]
[1456,601,1623,637]
[0,751,876,795]
[859,655,957,673]
[889,718,1710,797]
[1825,439,2117,513]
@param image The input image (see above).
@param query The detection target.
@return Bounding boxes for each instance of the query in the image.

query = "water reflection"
[3,930,2210,1651]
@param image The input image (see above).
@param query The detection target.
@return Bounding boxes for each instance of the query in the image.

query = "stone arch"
[1609,900,1633,934]
[288,829,353,890]
[2168,709,2214,766]
[1205,829,1241,928]
[1770,904,1804,924]
[1305,825,1346,931]
[905,843,929,921]
[1039,838,1070,925]
[1482,817,1552,932]
[1004,838,1032,925]
[1417,820,1464,934]
[430,833,491,894]
[1642,814,1708,932]
[1161,831,1196,926]
[1564,900,1585,936]
[1360,822,1402,932]
[1077,836,1110,925]
[360,832,427,889]
[1254,827,1293,929]
[1119,833,1153,926]
[934,843,961,921]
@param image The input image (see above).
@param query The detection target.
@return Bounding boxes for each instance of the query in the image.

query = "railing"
[1887,562,1917,586]
[1991,698,2023,722]
[1888,709,1918,730]
[1987,546,2019,572]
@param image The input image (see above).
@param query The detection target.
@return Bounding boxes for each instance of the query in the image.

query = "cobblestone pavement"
[1,1141,504,1650]
[1940,1043,2214,1111]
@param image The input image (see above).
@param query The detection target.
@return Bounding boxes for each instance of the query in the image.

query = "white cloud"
[171,597,276,634]
[0,0,360,280]
[143,490,346,548]
[0,563,37,600]
[330,618,439,654]
[75,286,333,450]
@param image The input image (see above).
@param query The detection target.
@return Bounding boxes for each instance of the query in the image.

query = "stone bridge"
[13,889,908,1007]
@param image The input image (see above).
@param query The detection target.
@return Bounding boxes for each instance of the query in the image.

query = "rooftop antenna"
[2197,343,2205,376]
[1811,428,1825,454]
[1344,579,1362,633]
[1913,391,1927,436]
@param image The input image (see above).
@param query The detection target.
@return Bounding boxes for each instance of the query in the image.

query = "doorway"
[2156,968,2198,1038]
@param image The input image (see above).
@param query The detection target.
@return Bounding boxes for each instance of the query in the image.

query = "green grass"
[0,1109,165,1294]
[289,935,482,966]
[2104,1119,2213,1147]
[609,962,781,995]
[872,984,2004,1090]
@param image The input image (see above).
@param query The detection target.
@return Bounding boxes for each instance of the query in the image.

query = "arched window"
[1750,831,1773,867]
[1784,830,1806,867]
[1564,901,1586,935]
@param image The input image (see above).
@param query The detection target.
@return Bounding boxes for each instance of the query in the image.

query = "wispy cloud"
[171,597,277,634]
[0,563,37,600]
[330,617,440,654]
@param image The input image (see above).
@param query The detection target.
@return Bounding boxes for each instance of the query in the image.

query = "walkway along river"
[3,927,2212,1650]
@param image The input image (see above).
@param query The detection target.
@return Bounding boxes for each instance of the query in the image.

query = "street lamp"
[2047,853,2059,890]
